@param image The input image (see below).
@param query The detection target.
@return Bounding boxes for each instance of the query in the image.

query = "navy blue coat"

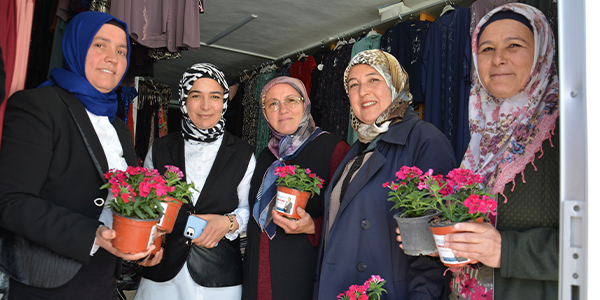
[314,108,456,300]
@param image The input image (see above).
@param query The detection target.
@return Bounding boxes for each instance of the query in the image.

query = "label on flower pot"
[157,202,169,227]
[432,233,473,265]
[147,225,157,250]
[275,191,297,216]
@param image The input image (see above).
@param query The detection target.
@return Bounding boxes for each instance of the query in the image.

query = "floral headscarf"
[179,63,229,143]
[253,76,321,239]
[461,3,559,196]
[343,49,413,143]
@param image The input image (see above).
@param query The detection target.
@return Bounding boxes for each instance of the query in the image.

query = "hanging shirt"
[289,56,316,95]
[350,33,382,58]
[422,7,471,164]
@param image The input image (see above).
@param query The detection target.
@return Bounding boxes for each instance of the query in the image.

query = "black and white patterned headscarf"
[179,63,229,142]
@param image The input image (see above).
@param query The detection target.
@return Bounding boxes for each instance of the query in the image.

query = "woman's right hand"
[95,226,156,260]
[272,206,315,234]
[395,227,440,257]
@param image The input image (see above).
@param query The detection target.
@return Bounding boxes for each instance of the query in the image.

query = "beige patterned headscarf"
[343,49,413,143]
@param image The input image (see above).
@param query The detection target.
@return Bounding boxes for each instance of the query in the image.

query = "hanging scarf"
[38,11,130,123]
[252,76,320,239]
[343,49,413,143]
[461,3,559,196]
[179,63,229,142]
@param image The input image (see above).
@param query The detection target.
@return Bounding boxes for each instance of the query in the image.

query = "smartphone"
[184,215,207,239]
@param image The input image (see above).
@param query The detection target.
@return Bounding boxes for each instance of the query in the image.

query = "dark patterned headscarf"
[179,63,229,142]
[343,49,412,143]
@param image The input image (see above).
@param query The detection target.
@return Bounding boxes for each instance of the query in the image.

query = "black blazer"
[0,86,137,288]
[141,131,254,286]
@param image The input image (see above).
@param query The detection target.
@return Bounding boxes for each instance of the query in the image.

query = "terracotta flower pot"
[112,211,159,254]
[157,196,183,233]
[151,234,163,255]
[428,217,483,267]
[393,211,439,256]
[275,186,310,220]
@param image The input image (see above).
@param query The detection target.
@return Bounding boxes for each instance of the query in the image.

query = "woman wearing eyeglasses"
[242,76,349,300]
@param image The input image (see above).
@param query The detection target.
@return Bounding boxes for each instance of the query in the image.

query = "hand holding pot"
[191,214,234,248]
[138,247,164,267]
[95,226,155,260]
[443,222,502,268]
[272,206,315,234]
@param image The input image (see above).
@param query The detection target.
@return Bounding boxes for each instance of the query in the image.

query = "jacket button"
[360,219,370,230]
[357,262,367,272]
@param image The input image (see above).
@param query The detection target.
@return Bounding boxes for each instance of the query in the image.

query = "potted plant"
[337,275,387,300]
[273,165,324,219]
[101,166,194,254]
[385,167,496,260]
[384,166,441,256]
[155,165,195,234]
[423,168,496,267]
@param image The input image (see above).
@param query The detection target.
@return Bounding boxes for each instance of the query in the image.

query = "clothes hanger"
[297,50,309,60]
[333,36,347,50]
[440,0,455,16]
[366,25,378,37]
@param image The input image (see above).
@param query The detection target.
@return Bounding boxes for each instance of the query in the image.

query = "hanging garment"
[25,0,59,89]
[381,20,430,104]
[9,0,34,97]
[289,55,316,96]
[314,44,353,139]
[111,0,200,52]
[422,7,471,163]
[350,33,382,59]
[241,75,259,147]
[254,71,275,156]
[90,0,110,12]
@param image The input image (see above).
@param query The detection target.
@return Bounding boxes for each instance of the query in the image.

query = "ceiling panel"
[150,0,472,100]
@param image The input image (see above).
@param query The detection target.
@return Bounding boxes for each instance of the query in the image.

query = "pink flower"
[470,285,492,300]
[370,275,384,283]
[309,173,316,178]
[382,182,390,188]
[305,168,311,174]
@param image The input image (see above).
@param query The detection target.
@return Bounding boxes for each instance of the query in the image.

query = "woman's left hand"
[191,214,230,248]
[443,222,502,268]
[272,206,315,234]
[137,247,164,267]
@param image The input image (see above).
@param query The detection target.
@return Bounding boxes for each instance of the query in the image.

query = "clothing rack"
[252,0,455,71]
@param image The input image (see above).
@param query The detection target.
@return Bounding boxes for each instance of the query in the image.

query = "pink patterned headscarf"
[461,3,559,197]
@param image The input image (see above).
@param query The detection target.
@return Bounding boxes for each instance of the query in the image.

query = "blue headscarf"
[39,11,130,122]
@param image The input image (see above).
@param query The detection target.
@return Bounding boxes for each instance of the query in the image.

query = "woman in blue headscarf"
[0,11,148,300]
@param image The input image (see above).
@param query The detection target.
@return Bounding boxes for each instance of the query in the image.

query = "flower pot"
[393,211,439,256]
[151,234,163,255]
[275,186,310,220]
[157,196,183,233]
[428,218,483,267]
[112,211,159,254]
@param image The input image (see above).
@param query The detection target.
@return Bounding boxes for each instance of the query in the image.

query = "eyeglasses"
[262,96,304,112]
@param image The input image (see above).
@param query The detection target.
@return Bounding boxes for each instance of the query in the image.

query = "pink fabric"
[9,0,34,98]
[110,0,200,52]
[0,0,18,149]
